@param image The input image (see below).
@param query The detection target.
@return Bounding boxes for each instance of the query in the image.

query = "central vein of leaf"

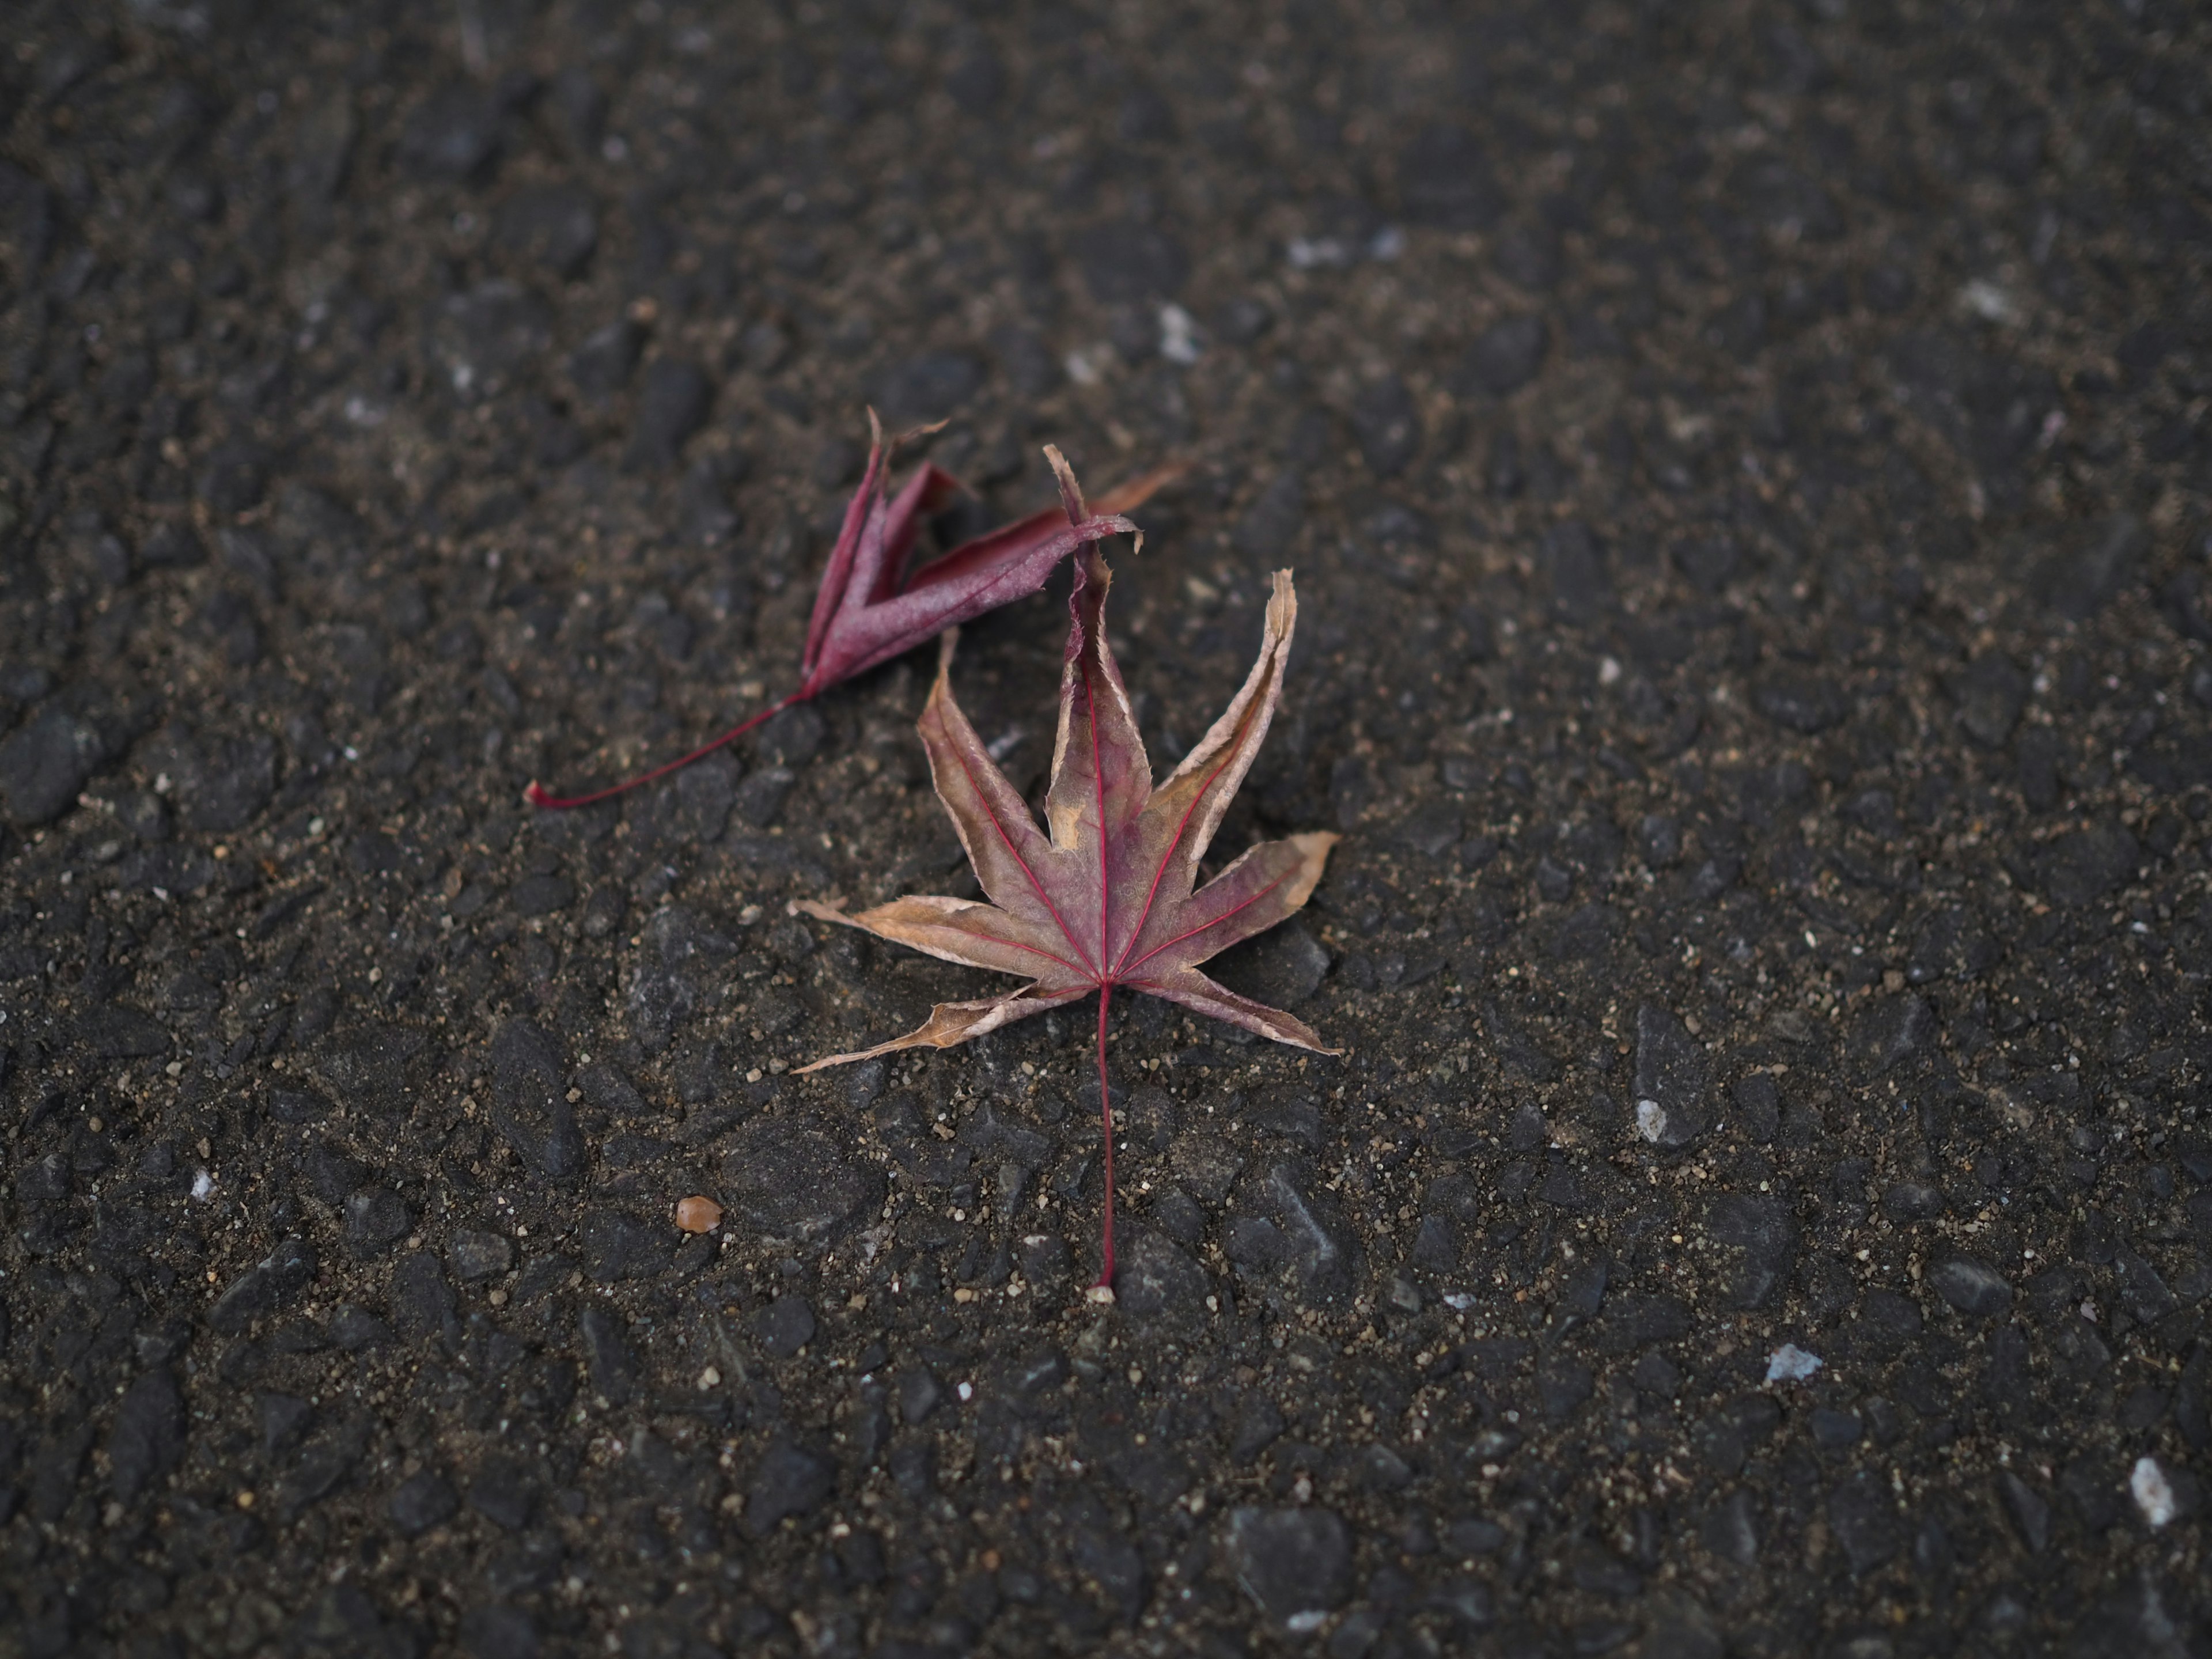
[1091,653,1110,983]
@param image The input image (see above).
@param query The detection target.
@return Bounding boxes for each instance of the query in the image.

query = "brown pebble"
[675,1195,723,1233]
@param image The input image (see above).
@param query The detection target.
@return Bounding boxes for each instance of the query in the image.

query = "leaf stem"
[524,692,805,810]
[1094,982,1116,1292]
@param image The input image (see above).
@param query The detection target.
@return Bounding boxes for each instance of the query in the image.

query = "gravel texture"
[2,1,2210,1656]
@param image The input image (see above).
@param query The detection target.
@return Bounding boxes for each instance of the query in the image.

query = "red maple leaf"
[797,449,1339,1297]
[527,414,1177,809]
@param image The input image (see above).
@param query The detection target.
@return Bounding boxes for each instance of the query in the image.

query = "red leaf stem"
[522,692,802,810]
[1094,982,1116,1293]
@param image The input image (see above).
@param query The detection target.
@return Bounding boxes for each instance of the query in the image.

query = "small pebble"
[1765,1343,1823,1383]
[676,1195,723,1233]
[2132,1456,2176,1528]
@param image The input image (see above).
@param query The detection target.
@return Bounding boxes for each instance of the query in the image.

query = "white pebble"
[2131,1456,2176,1529]
[1765,1343,1823,1383]
[1157,304,1202,366]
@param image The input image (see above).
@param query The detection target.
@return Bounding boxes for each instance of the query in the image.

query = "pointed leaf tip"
[1043,444,1088,525]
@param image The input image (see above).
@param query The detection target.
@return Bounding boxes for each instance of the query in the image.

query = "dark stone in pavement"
[626,359,713,471]
[1071,221,1188,302]
[2036,823,2139,908]
[1397,124,1503,230]
[209,1239,317,1334]
[1929,1254,2013,1318]
[1224,1506,1352,1623]
[1350,375,1421,478]
[399,81,506,180]
[106,1368,185,1502]
[468,1456,539,1531]
[877,351,984,426]
[1827,1473,1902,1574]
[344,1187,411,1256]
[1634,1004,1709,1149]
[578,1305,638,1406]
[570,318,642,402]
[448,1229,514,1282]
[1211,921,1330,1010]
[1852,994,1937,1076]
[0,708,105,825]
[754,1294,816,1358]
[1753,672,1846,734]
[494,184,599,279]
[1113,1228,1210,1321]
[578,1210,671,1283]
[1705,1193,1796,1310]
[1459,316,1548,397]
[2034,513,2142,621]
[746,1440,835,1536]
[1952,654,2028,748]
[389,1469,459,1537]
[719,1116,882,1243]
[488,1020,584,1180]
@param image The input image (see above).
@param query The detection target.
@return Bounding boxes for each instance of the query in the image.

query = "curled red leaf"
[526,414,1177,809]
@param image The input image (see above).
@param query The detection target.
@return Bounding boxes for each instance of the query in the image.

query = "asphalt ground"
[2,1,2210,1656]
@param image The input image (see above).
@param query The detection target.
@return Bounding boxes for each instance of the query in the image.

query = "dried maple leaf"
[527,413,1179,808]
[797,449,1339,1296]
